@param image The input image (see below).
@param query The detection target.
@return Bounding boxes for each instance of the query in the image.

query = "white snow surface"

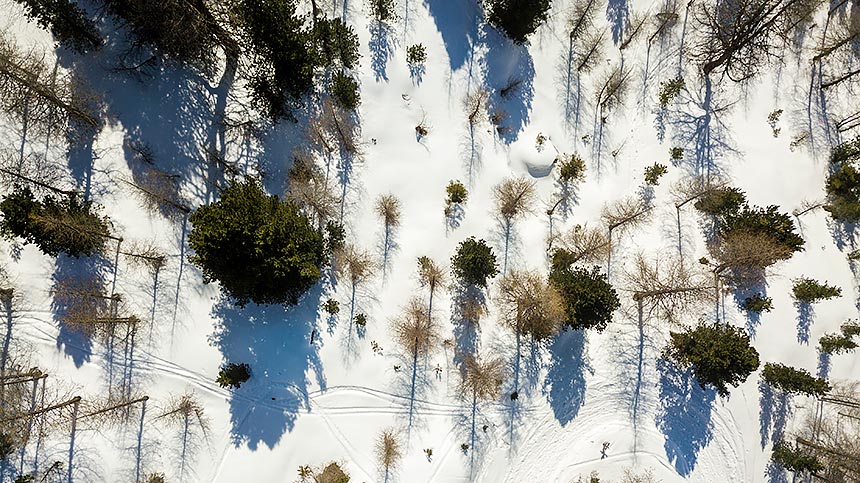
[1,0,858,482]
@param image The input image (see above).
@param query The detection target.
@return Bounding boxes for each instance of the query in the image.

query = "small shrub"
[556,153,586,183]
[644,163,668,185]
[446,180,468,205]
[658,77,685,108]
[406,43,427,66]
[824,158,860,222]
[535,133,547,151]
[670,147,684,160]
[315,462,350,483]
[767,109,783,137]
[415,121,429,137]
[772,441,824,474]
[330,71,360,110]
[761,362,830,396]
[324,299,340,315]
[451,237,499,288]
[216,362,251,389]
[842,320,860,337]
[354,313,367,327]
[14,475,35,483]
[742,293,773,313]
[791,278,841,303]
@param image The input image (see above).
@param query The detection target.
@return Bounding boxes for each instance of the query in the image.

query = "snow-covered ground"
[1,0,859,482]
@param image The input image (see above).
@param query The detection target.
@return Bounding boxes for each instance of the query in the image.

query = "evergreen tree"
[549,265,619,332]
[13,0,102,53]
[188,178,325,306]
[0,185,111,257]
[665,323,760,396]
[761,362,830,397]
[451,237,499,288]
[486,0,552,43]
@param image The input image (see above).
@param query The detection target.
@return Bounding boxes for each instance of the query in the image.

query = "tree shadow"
[794,301,813,344]
[544,328,590,426]
[445,203,466,232]
[765,459,790,483]
[817,349,831,379]
[656,356,716,476]
[51,254,112,367]
[482,29,535,144]
[758,381,789,450]
[370,22,395,82]
[733,281,769,338]
[208,288,325,450]
[606,0,630,44]
[450,284,483,373]
[424,0,481,73]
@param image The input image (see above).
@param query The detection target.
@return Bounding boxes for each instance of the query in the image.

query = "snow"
[1,0,858,482]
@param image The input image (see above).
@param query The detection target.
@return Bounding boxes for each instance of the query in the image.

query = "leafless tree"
[625,253,714,326]
[619,12,649,51]
[391,298,440,431]
[593,64,631,173]
[694,0,823,81]
[376,193,401,272]
[463,88,489,127]
[550,224,611,266]
[601,196,652,276]
[334,244,376,326]
[494,176,537,272]
[122,142,190,220]
[374,428,402,481]
[287,155,338,230]
[155,392,210,482]
[498,270,565,400]
[670,175,728,257]
[458,354,504,468]
[417,256,446,317]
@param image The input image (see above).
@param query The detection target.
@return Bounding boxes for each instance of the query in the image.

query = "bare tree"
[619,12,649,51]
[694,0,823,81]
[391,298,440,432]
[417,256,445,317]
[601,196,652,276]
[334,244,376,328]
[498,270,565,400]
[375,428,402,481]
[288,155,338,230]
[376,194,401,272]
[670,175,728,257]
[154,392,210,482]
[550,224,611,267]
[626,253,714,326]
[494,176,537,272]
[122,142,190,220]
[458,354,504,470]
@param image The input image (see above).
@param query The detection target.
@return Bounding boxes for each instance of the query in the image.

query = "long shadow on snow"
[758,381,789,450]
[482,28,535,145]
[52,253,112,367]
[370,22,395,82]
[209,288,325,450]
[424,0,481,72]
[656,356,716,477]
[544,328,590,426]
[794,301,814,344]
[606,0,630,44]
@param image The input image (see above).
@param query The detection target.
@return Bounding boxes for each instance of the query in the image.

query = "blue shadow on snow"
[544,328,590,426]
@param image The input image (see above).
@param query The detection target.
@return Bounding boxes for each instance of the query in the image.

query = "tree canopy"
[188,178,325,306]
[485,0,552,43]
[665,323,760,396]
[549,264,619,332]
[451,237,499,288]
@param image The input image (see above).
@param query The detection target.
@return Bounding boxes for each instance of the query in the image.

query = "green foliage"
[446,180,468,204]
[330,71,360,110]
[658,77,685,108]
[830,136,860,165]
[368,0,396,22]
[819,321,860,354]
[693,187,747,217]
[0,185,111,258]
[188,178,325,306]
[451,237,499,288]
[14,0,101,53]
[556,153,586,183]
[791,278,841,303]
[325,221,345,254]
[720,204,805,254]
[13,475,35,483]
[354,313,367,327]
[406,43,427,66]
[741,293,773,313]
[824,157,860,222]
[486,0,551,43]
[772,441,824,474]
[216,362,251,389]
[761,362,830,396]
[666,323,760,396]
[324,299,340,315]
[240,0,359,119]
[644,163,668,185]
[548,265,620,332]
[670,147,684,160]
